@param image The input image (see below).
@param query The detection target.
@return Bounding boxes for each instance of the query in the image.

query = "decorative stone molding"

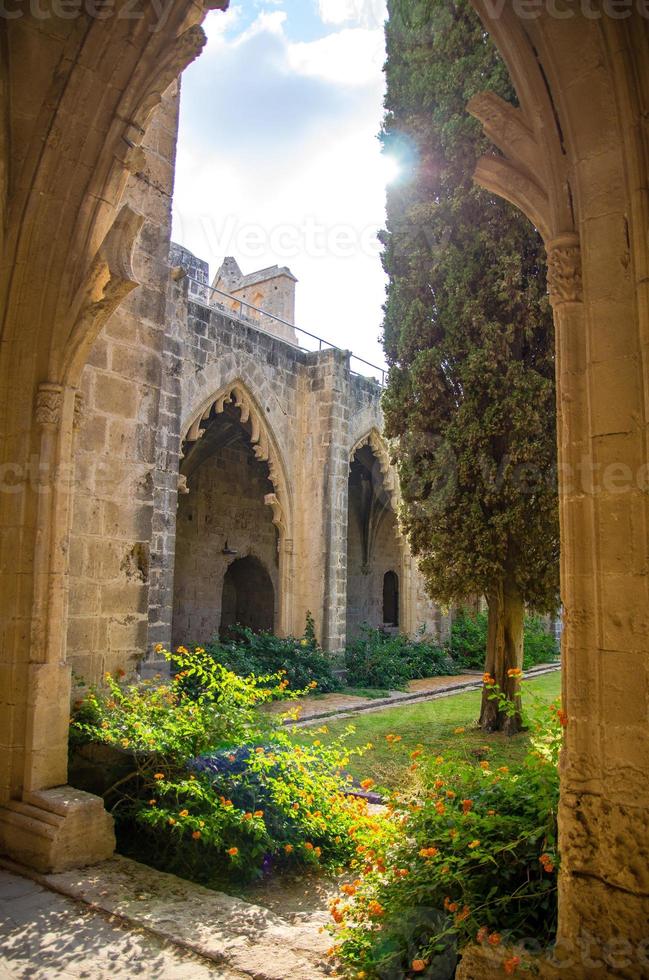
[73,391,85,431]
[350,428,400,513]
[35,383,64,428]
[182,380,292,536]
[546,235,583,307]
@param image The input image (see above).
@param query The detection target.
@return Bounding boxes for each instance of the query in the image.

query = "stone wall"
[66,83,180,683]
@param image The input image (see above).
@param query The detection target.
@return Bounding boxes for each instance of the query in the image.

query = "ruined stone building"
[62,73,447,684]
[1,5,649,977]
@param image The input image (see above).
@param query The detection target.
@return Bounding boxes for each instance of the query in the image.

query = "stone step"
[39,855,331,979]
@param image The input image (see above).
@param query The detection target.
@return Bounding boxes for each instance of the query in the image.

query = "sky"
[171,0,390,370]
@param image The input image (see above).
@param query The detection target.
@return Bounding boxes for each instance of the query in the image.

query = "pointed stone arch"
[347,427,416,638]
[179,379,294,636]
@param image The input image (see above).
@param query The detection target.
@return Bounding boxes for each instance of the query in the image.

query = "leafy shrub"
[70,645,390,886]
[345,626,460,690]
[330,686,563,977]
[204,613,340,693]
[449,611,560,670]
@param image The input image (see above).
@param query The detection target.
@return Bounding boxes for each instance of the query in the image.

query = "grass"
[293,671,561,792]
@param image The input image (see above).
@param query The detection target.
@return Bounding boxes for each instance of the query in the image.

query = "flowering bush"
[204,612,341,693]
[345,626,460,689]
[70,645,391,885]
[330,684,562,977]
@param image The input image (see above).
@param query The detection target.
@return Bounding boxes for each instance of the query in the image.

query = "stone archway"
[346,430,410,642]
[459,9,649,971]
[173,388,284,646]
[220,556,275,638]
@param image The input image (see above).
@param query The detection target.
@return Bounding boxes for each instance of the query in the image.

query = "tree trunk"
[479,579,525,734]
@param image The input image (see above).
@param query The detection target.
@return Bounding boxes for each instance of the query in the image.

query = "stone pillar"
[550,231,649,961]
[0,383,115,871]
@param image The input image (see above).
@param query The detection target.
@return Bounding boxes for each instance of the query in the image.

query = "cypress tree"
[381,0,559,732]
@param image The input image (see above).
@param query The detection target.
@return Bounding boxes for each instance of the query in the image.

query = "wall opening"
[220,555,275,637]
[383,570,399,628]
[346,442,402,642]
[172,397,279,646]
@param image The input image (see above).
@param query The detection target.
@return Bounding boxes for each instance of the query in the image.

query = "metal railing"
[187,276,387,387]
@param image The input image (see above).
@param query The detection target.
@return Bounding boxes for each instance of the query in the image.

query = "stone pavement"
[0,867,245,979]
[0,857,330,980]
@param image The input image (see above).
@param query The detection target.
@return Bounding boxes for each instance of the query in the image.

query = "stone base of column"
[0,785,115,873]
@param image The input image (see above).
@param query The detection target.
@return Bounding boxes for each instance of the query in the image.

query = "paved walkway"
[0,857,330,980]
[0,868,242,979]
[282,664,560,726]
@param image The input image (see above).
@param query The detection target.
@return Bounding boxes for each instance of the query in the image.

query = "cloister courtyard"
[1,2,649,979]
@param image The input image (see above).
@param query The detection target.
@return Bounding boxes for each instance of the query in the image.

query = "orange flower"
[476,926,489,944]
[284,844,294,854]
[192,830,201,840]
[179,809,189,818]
[504,956,521,975]
[412,960,428,973]
[314,846,322,858]
[443,897,459,913]
[468,840,481,849]
[154,773,165,780]
[479,760,490,770]
[168,817,176,825]
[410,749,422,759]
[483,673,495,685]
[148,799,156,806]
[507,667,523,678]
[227,847,239,856]
[462,799,474,814]
[367,900,384,918]
[557,709,568,728]
[435,801,446,815]
[360,778,375,790]
[253,810,264,818]
[243,812,253,821]
[488,932,501,946]
[305,842,314,851]
[419,846,439,858]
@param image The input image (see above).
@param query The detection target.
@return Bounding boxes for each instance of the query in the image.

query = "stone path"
[0,867,245,979]
[0,857,331,980]
[284,664,560,726]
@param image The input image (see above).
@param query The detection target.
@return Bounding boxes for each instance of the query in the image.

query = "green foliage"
[330,687,563,977]
[380,0,559,614]
[204,613,341,694]
[345,626,460,689]
[70,646,391,886]
[449,611,560,670]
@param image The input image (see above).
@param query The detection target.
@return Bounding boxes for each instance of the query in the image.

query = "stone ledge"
[1,854,331,980]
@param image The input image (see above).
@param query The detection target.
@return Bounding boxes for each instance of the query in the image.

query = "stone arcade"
[0,5,648,976]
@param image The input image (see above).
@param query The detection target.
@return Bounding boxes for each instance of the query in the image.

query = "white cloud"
[173,3,390,368]
[287,27,384,86]
[318,0,386,29]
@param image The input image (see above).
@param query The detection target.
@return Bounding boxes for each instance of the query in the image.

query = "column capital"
[35,383,64,428]
[547,234,583,308]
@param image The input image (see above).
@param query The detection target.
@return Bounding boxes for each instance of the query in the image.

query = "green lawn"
[293,671,561,791]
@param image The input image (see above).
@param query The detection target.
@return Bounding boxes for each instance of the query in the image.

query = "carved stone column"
[0,382,115,872]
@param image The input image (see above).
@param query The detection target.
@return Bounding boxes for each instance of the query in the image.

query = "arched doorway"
[346,441,403,641]
[172,395,280,646]
[383,571,399,629]
[220,556,274,637]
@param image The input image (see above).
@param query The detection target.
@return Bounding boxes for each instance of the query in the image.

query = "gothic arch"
[347,428,415,637]
[461,8,649,969]
[349,428,402,517]
[180,379,294,636]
